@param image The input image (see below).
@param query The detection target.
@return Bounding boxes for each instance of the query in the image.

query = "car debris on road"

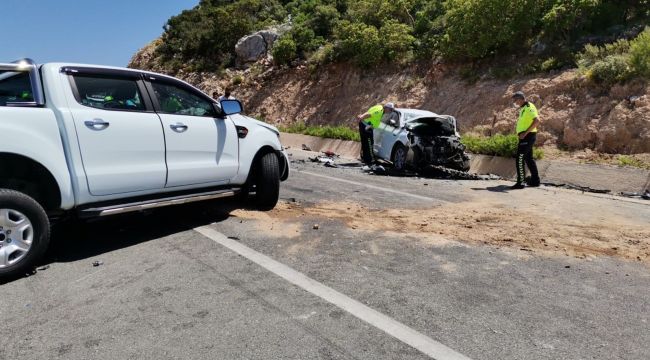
[620,190,650,200]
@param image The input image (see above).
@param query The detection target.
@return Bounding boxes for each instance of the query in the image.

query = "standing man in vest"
[356,102,395,164]
[511,91,540,189]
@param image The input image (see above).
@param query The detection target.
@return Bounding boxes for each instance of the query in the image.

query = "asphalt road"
[1,153,649,360]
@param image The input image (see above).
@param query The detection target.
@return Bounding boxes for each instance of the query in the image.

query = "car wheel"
[253,153,280,211]
[391,143,408,171]
[0,189,50,278]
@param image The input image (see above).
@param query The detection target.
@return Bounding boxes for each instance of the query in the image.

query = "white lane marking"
[298,170,447,203]
[195,226,472,360]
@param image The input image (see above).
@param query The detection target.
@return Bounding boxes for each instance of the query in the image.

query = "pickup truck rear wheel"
[0,189,50,278]
[253,153,280,211]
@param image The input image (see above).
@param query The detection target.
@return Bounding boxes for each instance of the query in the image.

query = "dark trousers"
[359,121,374,164]
[516,132,540,185]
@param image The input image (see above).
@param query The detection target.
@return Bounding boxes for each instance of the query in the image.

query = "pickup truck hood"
[229,114,280,136]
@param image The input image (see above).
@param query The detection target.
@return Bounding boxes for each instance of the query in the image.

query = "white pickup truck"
[0,59,289,278]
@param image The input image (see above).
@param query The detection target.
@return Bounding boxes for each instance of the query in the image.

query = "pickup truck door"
[66,72,167,196]
[146,78,239,188]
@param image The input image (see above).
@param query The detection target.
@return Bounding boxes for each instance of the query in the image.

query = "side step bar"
[78,189,239,218]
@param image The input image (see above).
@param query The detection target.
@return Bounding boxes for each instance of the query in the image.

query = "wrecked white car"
[373,109,470,172]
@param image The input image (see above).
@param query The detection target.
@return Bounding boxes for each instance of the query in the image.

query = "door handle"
[84,118,110,130]
[170,123,188,133]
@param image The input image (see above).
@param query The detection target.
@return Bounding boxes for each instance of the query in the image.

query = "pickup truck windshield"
[0,70,34,106]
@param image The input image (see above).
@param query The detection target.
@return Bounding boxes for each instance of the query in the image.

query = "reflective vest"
[366,105,384,128]
[516,102,539,134]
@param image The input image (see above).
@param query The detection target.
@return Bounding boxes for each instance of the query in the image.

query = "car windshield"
[403,111,436,122]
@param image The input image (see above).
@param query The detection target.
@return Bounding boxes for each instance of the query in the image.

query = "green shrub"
[308,43,337,66]
[231,75,243,85]
[272,35,298,65]
[156,0,286,70]
[629,28,650,78]
[576,28,650,85]
[540,0,601,43]
[618,155,650,169]
[577,38,634,85]
[462,134,544,159]
[290,24,324,56]
[279,123,360,142]
[440,0,540,60]
[586,54,631,85]
[153,0,650,71]
[379,20,416,61]
[334,21,383,68]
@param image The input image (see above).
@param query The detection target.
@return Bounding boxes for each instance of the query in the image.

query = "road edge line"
[195,226,472,360]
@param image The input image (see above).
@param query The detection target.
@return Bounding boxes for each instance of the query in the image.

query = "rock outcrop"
[234,25,290,64]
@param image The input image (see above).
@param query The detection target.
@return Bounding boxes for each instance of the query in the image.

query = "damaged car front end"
[372,109,470,173]
[404,116,470,172]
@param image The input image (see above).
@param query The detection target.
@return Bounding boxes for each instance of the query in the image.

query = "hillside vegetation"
[155,0,649,78]
[130,1,650,157]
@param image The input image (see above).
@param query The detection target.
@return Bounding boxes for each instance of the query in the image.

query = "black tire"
[391,143,408,171]
[0,189,50,278]
[253,152,280,211]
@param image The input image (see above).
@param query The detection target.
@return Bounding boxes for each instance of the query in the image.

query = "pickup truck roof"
[1,58,214,108]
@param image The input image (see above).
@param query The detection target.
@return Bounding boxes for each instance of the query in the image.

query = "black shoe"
[510,183,526,190]
[527,178,541,187]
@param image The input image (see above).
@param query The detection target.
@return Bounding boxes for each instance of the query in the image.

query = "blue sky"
[0,0,198,66]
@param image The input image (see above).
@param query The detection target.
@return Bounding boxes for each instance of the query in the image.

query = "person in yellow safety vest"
[356,102,395,164]
[511,91,540,189]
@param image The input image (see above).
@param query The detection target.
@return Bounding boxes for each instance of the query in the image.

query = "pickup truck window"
[72,75,145,111]
[0,70,34,106]
[151,82,216,117]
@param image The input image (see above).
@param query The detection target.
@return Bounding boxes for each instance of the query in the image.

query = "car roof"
[396,108,440,119]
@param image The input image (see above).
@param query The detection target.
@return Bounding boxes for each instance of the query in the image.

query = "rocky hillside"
[131,42,649,154]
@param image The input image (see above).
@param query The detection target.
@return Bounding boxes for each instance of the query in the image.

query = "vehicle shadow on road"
[45,199,247,265]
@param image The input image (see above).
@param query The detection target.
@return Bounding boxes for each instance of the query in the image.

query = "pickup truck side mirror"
[220,99,243,115]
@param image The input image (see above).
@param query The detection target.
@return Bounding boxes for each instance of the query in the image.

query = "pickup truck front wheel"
[253,152,280,211]
[0,189,50,278]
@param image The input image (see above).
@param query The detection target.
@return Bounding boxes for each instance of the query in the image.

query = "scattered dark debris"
[92,261,103,267]
[37,265,50,271]
[324,162,338,168]
[309,156,335,165]
[301,144,312,151]
[322,150,340,158]
[363,163,500,181]
[620,191,650,200]
[542,182,611,194]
